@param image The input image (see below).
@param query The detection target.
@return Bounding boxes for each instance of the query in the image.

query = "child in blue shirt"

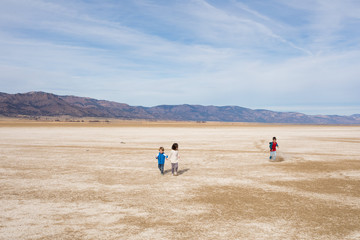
[155,147,168,175]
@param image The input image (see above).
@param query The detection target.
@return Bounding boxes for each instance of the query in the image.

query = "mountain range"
[0,91,359,124]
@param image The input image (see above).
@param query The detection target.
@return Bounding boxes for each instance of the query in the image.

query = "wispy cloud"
[0,0,359,114]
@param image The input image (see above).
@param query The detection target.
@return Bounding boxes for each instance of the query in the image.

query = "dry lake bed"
[0,120,360,240]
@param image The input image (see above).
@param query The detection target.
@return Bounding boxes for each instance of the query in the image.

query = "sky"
[1,0,360,115]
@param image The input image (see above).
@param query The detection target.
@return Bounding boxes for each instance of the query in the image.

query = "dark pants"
[158,164,164,174]
[171,163,178,174]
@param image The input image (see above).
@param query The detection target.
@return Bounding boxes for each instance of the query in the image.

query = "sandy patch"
[0,121,359,239]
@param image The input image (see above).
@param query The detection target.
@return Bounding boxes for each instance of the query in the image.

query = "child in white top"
[168,143,179,176]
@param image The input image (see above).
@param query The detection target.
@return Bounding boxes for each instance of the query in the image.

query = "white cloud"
[0,0,359,114]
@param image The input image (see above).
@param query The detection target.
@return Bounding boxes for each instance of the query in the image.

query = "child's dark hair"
[172,143,178,150]
[159,147,164,151]
[273,137,277,140]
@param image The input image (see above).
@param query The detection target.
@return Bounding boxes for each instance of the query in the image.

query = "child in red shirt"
[269,137,279,161]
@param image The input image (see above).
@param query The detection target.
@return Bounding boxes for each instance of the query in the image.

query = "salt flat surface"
[0,121,359,239]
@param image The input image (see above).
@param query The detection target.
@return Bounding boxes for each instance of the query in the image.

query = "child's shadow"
[164,168,190,175]
[269,156,285,162]
[178,168,190,175]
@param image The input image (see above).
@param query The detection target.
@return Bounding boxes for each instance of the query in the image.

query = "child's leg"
[171,163,175,174]
[175,163,178,173]
[270,151,276,161]
[160,164,164,174]
[158,164,162,172]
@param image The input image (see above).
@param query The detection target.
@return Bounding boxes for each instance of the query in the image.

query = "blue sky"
[1,0,360,115]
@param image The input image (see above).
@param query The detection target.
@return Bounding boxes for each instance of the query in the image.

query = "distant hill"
[351,114,360,119]
[0,91,359,124]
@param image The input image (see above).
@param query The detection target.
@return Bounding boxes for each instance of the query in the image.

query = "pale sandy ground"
[0,120,359,240]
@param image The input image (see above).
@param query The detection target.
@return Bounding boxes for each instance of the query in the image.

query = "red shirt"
[271,142,277,151]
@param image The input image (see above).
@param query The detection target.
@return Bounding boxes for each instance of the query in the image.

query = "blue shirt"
[156,152,168,164]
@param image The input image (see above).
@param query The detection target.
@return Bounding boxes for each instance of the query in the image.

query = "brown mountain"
[0,91,359,124]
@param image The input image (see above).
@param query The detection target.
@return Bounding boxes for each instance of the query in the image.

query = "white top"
[168,150,179,163]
